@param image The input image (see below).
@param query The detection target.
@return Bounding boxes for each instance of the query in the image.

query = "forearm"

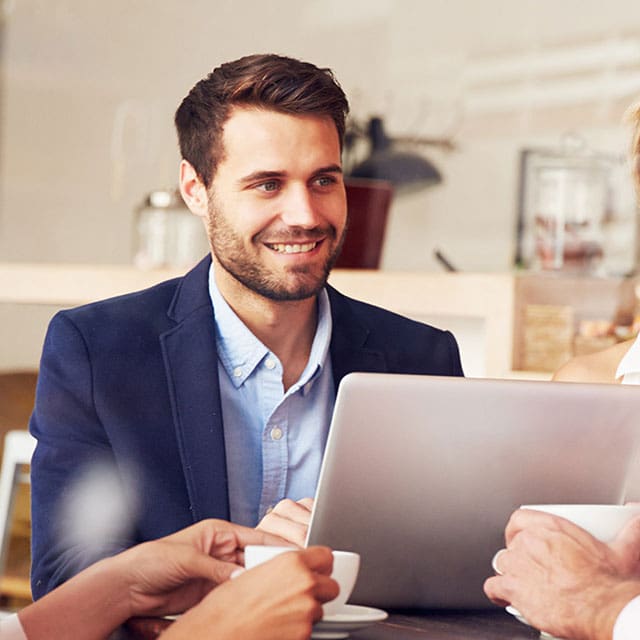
[19,557,131,640]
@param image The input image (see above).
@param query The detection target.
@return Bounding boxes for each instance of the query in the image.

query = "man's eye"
[315,175,336,187]
[257,180,279,192]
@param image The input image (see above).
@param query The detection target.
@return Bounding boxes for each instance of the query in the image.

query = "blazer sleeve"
[29,312,134,600]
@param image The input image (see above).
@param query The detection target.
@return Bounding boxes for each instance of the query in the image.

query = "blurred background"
[3,0,640,606]
[3,0,640,376]
[2,0,640,272]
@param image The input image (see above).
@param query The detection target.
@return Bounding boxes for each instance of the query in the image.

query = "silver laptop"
[306,373,640,609]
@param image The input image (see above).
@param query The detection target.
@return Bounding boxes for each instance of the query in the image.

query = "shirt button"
[270,427,283,441]
[265,357,276,370]
[233,367,243,378]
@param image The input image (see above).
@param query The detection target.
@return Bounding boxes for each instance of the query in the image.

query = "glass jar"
[133,189,209,268]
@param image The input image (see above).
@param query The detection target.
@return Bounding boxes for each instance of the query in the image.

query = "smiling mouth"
[265,241,320,254]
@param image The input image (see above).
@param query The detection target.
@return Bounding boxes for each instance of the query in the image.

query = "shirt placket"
[258,357,289,520]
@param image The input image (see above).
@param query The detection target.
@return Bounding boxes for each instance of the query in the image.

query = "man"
[2,519,337,640]
[484,508,640,640]
[30,53,463,599]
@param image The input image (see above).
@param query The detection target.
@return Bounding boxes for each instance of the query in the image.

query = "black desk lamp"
[347,117,445,191]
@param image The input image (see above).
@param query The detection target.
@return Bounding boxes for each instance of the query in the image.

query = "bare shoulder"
[552,339,635,383]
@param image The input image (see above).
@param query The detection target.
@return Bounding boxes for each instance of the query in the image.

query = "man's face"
[206,106,347,301]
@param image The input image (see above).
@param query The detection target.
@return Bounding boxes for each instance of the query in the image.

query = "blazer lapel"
[160,256,230,521]
[328,285,388,390]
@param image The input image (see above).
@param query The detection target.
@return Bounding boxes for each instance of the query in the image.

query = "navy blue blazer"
[29,256,463,598]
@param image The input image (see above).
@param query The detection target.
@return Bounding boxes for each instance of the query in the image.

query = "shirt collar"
[295,285,332,395]
[616,333,640,380]
[208,264,332,392]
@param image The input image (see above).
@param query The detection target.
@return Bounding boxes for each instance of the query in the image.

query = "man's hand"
[256,498,314,547]
[161,546,339,640]
[115,518,287,618]
[484,509,640,640]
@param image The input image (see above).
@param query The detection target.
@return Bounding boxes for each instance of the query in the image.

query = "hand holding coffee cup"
[487,504,640,639]
[244,545,360,617]
[492,504,640,577]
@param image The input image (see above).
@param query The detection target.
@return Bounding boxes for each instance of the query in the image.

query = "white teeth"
[270,242,317,254]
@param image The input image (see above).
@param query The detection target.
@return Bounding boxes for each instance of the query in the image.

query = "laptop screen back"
[307,373,640,609]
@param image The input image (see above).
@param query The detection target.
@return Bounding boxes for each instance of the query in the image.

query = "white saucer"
[311,604,388,639]
[506,605,527,626]
[506,606,562,639]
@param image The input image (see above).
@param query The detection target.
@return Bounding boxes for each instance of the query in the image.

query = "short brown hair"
[175,53,349,187]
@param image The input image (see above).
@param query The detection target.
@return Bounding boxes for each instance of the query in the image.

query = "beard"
[206,197,346,302]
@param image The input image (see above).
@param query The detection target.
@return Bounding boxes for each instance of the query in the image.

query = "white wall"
[1,0,640,272]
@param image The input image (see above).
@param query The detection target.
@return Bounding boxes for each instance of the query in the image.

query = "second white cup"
[520,503,640,541]
[244,545,360,617]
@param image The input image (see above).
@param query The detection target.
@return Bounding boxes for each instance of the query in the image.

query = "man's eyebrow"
[238,164,343,185]
[314,164,343,175]
[238,170,285,185]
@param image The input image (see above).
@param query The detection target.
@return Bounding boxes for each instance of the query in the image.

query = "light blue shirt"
[208,266,335,526]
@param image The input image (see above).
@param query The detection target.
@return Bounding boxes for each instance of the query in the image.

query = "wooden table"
[116,609,540,639]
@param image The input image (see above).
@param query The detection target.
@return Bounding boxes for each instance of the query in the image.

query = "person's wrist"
[159,587,230,640]
[587,580,640,640]
[92,553,139,622]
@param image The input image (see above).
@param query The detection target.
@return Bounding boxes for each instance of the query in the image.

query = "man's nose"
[279,185,321,228]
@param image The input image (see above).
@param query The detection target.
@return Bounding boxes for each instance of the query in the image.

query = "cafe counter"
[0,263,514,378]
[1,262,633,378]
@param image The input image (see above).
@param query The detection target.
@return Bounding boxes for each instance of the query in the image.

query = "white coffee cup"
[520,504,640,541]
[244,545,360,616]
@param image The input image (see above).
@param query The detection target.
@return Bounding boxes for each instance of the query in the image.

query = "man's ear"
[179,160,209,219]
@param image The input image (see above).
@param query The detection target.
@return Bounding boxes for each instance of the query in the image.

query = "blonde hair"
[625,100,640,196]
